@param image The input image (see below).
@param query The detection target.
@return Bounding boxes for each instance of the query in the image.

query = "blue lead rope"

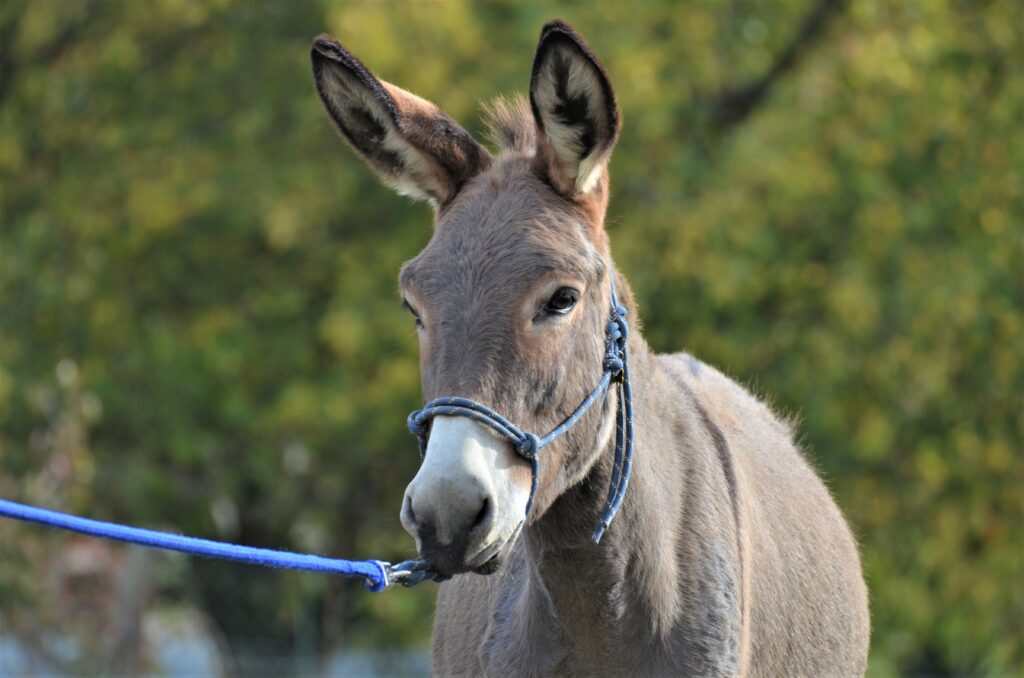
[0,498,442,592]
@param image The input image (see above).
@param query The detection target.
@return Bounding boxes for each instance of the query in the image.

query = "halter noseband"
[407,274,635,543]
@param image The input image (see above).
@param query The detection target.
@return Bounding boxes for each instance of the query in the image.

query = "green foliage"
[1,0,1021,673]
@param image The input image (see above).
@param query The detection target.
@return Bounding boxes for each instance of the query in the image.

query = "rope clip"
[380,559,449,590]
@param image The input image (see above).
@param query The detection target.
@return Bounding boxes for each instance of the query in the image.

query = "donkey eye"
[544,287,580,315]
[402,298,423,328]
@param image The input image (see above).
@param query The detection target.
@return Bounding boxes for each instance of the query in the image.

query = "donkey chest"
[473,567,674,676]
[478,598,695,678]
[469,550,745,677]
[479,589,624,677]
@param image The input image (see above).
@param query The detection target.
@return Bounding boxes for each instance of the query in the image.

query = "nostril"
[471,497,491,532]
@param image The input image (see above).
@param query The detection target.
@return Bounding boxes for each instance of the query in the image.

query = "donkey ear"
[529,21,621,197]
[311,35,491,207]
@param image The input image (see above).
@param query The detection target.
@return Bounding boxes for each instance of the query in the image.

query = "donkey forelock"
[483,94,537,155]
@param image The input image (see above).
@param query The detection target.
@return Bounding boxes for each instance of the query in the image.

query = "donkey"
[311,20,869,677]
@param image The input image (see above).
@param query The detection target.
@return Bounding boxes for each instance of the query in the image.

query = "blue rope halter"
[407,274,635,543]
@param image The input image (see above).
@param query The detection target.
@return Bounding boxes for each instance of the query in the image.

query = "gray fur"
[312,19,870,678]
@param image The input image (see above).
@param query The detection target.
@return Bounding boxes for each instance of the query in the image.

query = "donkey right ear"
[529,21,621,198]
[311,35,491,208]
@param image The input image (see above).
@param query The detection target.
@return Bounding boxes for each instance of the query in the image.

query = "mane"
[482,94,536,154]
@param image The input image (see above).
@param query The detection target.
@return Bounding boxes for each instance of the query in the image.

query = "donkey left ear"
[530,20,621,197]
[311,35,491,208]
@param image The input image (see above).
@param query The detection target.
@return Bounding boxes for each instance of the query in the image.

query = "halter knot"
[603,307,629,378]
[407,411,427,437]
[603,355,624,375]
[515,433,541,460]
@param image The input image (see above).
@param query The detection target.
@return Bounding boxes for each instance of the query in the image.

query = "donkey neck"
[516,335,744,670]
[524,342,682,641]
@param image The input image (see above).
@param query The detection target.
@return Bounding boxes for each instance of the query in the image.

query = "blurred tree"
[1,0,1021,674]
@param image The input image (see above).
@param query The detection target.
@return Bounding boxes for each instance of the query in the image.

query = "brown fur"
[312,19,869,677]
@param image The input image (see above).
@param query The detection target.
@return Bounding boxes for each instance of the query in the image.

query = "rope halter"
[407,274,635,544]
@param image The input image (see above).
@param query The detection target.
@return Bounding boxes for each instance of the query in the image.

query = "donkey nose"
[401,482,495,574]
[399,416,507,574]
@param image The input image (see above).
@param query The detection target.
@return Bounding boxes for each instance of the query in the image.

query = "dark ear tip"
[532,18,613,92]
[538,19,585,47]
[311,34,349,62]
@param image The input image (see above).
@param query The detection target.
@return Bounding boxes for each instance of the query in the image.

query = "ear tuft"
[529,21,620,197]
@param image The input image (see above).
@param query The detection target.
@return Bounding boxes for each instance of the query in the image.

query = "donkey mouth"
[418,521,522,577]
[472,552,504,575]
[468,540,506,574]
[469,521,522,575]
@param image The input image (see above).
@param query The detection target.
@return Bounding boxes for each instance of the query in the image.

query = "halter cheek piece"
[407,275,635,544]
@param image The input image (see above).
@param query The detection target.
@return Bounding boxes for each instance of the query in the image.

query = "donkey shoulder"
[658,352,871,675]
[657,352,794,446]
[656,350,829,504]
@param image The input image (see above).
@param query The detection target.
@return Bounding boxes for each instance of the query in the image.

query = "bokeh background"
[1,0,1021,675]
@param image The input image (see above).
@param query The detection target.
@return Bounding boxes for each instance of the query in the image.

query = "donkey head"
[312,20,622,575]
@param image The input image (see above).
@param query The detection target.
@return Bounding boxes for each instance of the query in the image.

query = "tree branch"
[710,0,846,133]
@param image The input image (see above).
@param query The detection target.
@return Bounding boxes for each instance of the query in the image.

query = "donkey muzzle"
[400,416,530,575]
